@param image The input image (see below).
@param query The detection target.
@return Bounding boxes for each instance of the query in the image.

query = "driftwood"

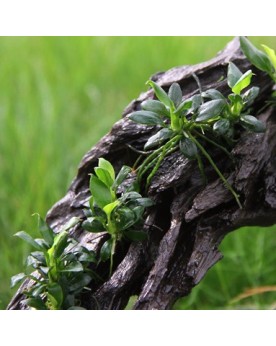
[8,37,276,310]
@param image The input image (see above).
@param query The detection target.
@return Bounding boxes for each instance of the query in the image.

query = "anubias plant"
[82,158,153,275]
[129,61,265,208]
[11,216,96,310]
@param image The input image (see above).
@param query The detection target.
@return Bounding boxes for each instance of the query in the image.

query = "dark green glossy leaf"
[146,80,173,108]
[132,206,144,221]
[27,251,46,266]
[67,306,87,310]
[141,99,170,117]
[191,94,202,112]
[196,99,226,122]
[168,83,182,107]
[125,230,148,242]
[121,191,142,201]
[136,198,154,207]
[95,167,114,188]
[14,231,42,250]
[240,115,266,133]
[82,218,106,233]
[115,207,137,230]
[11,273,26,288]
[175,99,193,114]
[61,261,83,273]
[98,158,115,180]
[179,138,198,159]
[78,251,97,263]
[242,86,259,106]
[113,165,131,190]
[100,238,113,262]
[144,128,174,150]
[240,36,274,75]
[69,273,92,292]
[62,217,81,232]
[227,62,242,88]
[47,283,64,309]
[128,111,164,126]
[89,174,113,208]
[24,297,47,310]
[232,70,253,95]
[202,89,226,100]
[213,119,231,136]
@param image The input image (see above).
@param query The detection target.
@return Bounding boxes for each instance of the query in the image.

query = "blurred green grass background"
[1,37,276,310]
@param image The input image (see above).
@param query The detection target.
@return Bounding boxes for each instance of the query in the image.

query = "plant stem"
[188,133,242,209]
[109,236,117,277]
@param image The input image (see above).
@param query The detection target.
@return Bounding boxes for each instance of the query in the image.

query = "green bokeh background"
[1,37,276,309]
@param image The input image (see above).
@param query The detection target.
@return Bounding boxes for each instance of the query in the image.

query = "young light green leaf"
[179,138,198,159]
[98,158,115,180]
[146,80,173,108]
[125,230,148,242]
[213,119,231,136]
[240,115,266,133]
[103,200,120,217]
[242,86,259,106]
[89,175,113,208]
[11,273,26,288]
[82,218,106,233]
[196,99,226,122]
[168,83,182,108]
[50,230,69,259]
[113,165,131,189]
[232,70,253,95]
[128,110,165,126]
[202,89,226,100]
[100,238,113,262]
[14,231,42,250]
[95,167,114,188]
[261,44,276,69]
[141,99,170,117]
[227,62,242,88]
[144,128,173,150]
[240,36,274,75]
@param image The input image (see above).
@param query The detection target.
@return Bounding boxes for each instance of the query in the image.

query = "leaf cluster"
[11,215,96,310]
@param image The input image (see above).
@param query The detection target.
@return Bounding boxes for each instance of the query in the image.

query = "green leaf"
[227,62,242,88]
[175,99,193,114]
[128,111,165,126]
[95,167,114,188]
[62,217,81,232]
[27,251,46,266]
[144,128,174,150]
[103,200,120,217]
[232,70,253,95]
[213,119,231,136]
[190,94,202,112]
[228,93,243,115]
[202,89,226,100]
[141,99,170,117]
[50,230,69,259]
[168,83,182,107]
[67,306,87,310]
[14,231,42,250]
[146,80,173,108]
[125,230,148,242]
[68,273,92,292]
[113,165,132,190]
[98,158,115,180]
[115,207,137,230]
[100,238,113,262]
[11,273,26,288]
[242,86,259,106]
[262,44,276,69]
[240,36,274,75]
[47,283,64,309]
[136,198,154,208]
[24,297,47,310]
[89,175,113,208]
[179,138,198,159]
[82,218,106,233]
[196,99,226,122]
[240,115,266,133]
[35,214,54,246]
[61,261,83,273]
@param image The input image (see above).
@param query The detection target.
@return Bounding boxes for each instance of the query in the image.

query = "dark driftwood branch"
[8,38,276,310]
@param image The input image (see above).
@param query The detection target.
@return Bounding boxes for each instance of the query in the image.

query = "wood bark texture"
[8,37,276,310]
